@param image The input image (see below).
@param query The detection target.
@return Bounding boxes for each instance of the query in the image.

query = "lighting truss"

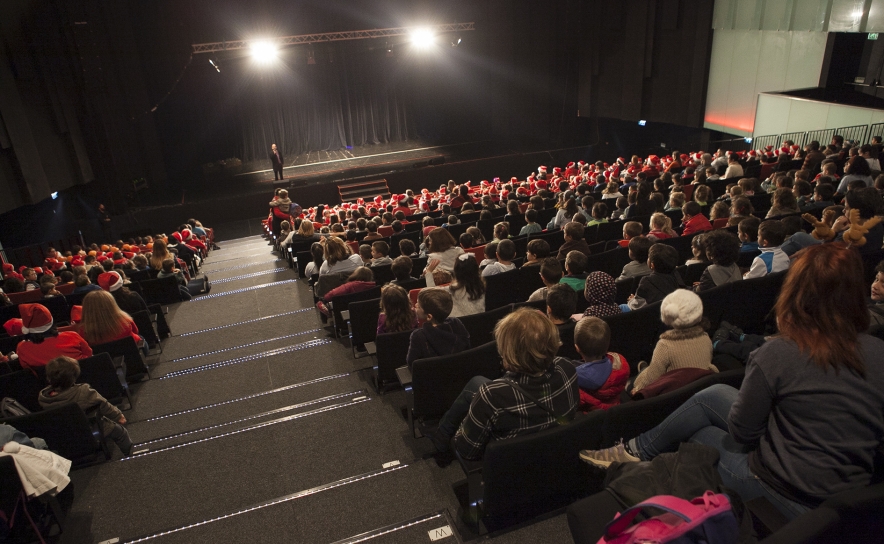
[191,22,476,54]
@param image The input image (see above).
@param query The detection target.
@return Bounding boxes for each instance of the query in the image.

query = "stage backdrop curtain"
[235,46,419,163]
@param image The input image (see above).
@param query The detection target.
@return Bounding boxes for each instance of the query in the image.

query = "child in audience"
[664,192,685,212]
[493,222,511,241]
[466,227,486,246]
[479,242,498,269]
[618,236,652,280]
[681,201,713,236]
[370,241,393,267]
[628,244,683,310]
[363,222,383,241]
[79,290,147,353]
[546,283,577,325]
[316,267,376,316]
[406,288,470,367]
[587,202,609,226]
[800,183,836,213]
[694,229,742,292]
[39,356,132,456]
[22,268,39,291]
[648,212,676,240]
[610,196,628,221]
[579,271,621,319]
[618,221,643,248]
[426,253,486,317]
[738,177,755,196]
[560,251,589,292]
[523,239,550,267]
[40,281,61,298]
[570,317,629,411]
[422,216,436,238]
[482,240,517,276]
[869,261,884,330]
[390,256,417,284]
[304,242,325,278]
[528,258,563,302]
[744,220,790,278]
[398,238,419,258]
[459,232,474,249]
[630,289,717,395]
[738,217,760,252]
[556,222,592,259]
[377,284,417,335]
[358,244,373,265]
[709,201,730,222]
[519,209,542,236]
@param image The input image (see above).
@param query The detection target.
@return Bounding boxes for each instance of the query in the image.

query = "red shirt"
[648,229,672,240]
[393,205,413,216]
[618,239,629,248]
[81,318,141,347]
[17,332,93,373]
[682,214,713,236]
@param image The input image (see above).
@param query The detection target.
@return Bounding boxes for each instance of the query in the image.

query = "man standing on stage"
[270,143,284,180]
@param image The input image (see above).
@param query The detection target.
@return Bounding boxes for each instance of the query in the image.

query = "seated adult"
[425,228,465,273]
[427,308,578,460]
[285,220,322,246]
[318,237,363,276]
[99,271,172,338]
[579,243,884,520]
[78,290,146,354]
[16,303,92,374]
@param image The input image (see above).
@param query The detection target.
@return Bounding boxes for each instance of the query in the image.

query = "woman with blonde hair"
[318,236,362,276]
[149,239,171,270]
[79,290,145,352]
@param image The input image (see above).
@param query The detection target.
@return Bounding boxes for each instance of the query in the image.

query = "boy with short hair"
[519,208,542,236]
[390,255,417,284]
[482,240,517,276]
[618,221,643,248]
[406,288,470,367]
[556,222,592,259]
[618,236,652,280]
[370,241,393,267]
[570,317,629,411]
[529,257,563,302]
[38,356,132,456]
[628,244,683,310]
[523,239,551,267]
[560,250,589,292]
[737,217,760,252]
[681,201,713,236]
[744,220,790,278]
[479,242,498,269]
[358,244,373,265]
[546,283,577,324]
[399,238,419,258]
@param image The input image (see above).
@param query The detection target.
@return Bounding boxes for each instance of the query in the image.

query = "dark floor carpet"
[59,234,575,544]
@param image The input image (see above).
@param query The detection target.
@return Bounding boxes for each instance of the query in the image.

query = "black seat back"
[329,287,383,333]
[528,229,566,253]
[374,329,414,390]
[77,352,127,405]
[40,296,71,326]
[602,301,663,374]
[90,336,149,382]
[556,321,581,361]
[139,276,183,305]
[411,341,502,419]
[660,233,699,263]
[347,298,381,350]
[585,247,631,278]
[0,369,44,412]
[0,402,105,465]
[700,271,785,334]
[130,310,160,348]
[458,305,512,348]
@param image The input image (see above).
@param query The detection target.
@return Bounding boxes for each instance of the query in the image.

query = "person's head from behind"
[46,356,80,390]
[496,239,516,263]
[391,256,413,281]
[380,284,414,331]
[738,216,760,243]
[525,208,538,225]
[703,229,741,266]
[758,220,787,247]
[668,192,685,209]
[592,202,608,219]
[660,289,704,330]
[371,241,390,259]
[399,238,416,257]
[777,243,870,375]
[564,221,584,242]
[565,250,588,275]
[310,242,324,265]
[348,267,374,283]
[648,243,678,274]
[574,316,610,362]
[426,228,457,253]
[650,212,672,233]
[527,239,551,261]
[358,244,373,262]
[622,221,642,240]
[494,308,561,374]
[814,183,836,203]
[415,288,453,324]
[540,257,563,286]
[845,186,884,219]
[628,236,652,264]
[682,201,702,221]
[459,232,474,249]
[546,283,577,323]
[484,242,498,261]
[366,221,378,233]
[162,258,175,273]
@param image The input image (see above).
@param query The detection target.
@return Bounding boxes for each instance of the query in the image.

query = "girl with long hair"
[425,252,486,317]
[376,284,417,334]
[149,239,170,270]
[79,290,144,351]
[579,243,884,520]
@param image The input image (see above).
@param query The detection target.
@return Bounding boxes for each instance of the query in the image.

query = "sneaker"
[718,321,744,341]
[579,440,640,468]
[423,426,451,453]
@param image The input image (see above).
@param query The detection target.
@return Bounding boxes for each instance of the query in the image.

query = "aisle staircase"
[337,178,391,205]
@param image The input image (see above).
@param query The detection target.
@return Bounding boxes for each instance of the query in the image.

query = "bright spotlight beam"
[410,27,435,49]
[250,41,278,63]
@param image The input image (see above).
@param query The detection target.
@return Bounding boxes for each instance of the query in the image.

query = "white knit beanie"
[660,289,703,329]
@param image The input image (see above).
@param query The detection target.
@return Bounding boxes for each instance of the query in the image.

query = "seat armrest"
[395,365,412,387]
[340,310,350,321]
[365,342,377,355]
[455,448,484,476]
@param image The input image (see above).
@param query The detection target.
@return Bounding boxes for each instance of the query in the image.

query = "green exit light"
[870,33,879,40]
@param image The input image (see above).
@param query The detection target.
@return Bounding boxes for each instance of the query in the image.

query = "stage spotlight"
[638,120,647,126]
[51,192,58,200]
[251,41,278,63]
[209,59,221,72]
[450,37,462,47]
[410,27,435,48]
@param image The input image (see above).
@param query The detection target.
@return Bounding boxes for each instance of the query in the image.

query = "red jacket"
[580,353,630,411]
[393,205,413,216]
[682,214,712,236]
[17,332,93,373]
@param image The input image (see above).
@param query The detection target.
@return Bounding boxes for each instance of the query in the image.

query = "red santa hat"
[182,229,193,240]
[71,258,84,267]
[516,186,528,195]
[374,195,383,205]
[98,271,123,292]
[567,162,575,168]
[2,263,13,273]
[748,150,758,158]
[553,167,562,174]
[122,251,135,259]
[537,165,547,173]
[617,157,626,164]
[96,256,108,263]
[489,186,499,195]
[33,267,44,275]
[19,304,53,335]
[357,198,365,206]
[44,258,64,272]
[648,155,660,165]
[171,232,183,242]
[3,318,23,337]
[18,265,27,273]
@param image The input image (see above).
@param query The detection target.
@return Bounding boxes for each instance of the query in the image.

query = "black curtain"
[234,44,419,162]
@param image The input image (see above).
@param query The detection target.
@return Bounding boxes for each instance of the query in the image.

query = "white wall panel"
[753,94,884,137]
[784,31,829,89]
[829,0,866,32]
[754,94,793,135]
[825,104,876,127]
[786,99,831,131]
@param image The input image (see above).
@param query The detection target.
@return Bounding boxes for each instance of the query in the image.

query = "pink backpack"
[597,491,738,544]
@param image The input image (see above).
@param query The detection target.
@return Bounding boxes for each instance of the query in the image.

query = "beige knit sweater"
[632,325,717,393]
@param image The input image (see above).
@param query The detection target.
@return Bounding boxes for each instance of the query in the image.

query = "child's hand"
[423,259,440,275]
[118,415,128,425]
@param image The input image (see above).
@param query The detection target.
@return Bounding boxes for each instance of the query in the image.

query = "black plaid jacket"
[454,358,579,460]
